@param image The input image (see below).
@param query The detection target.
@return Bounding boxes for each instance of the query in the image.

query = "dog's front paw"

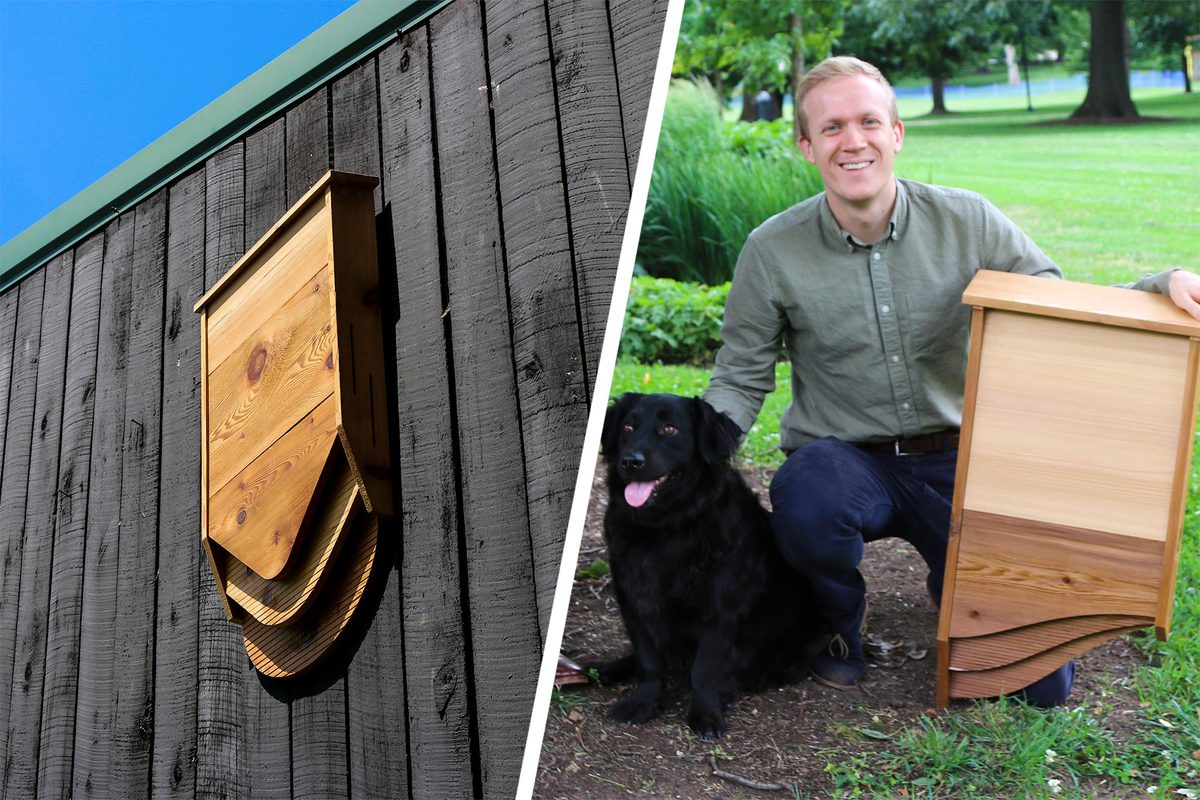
[686,700,727,740]
[608,688,659,725]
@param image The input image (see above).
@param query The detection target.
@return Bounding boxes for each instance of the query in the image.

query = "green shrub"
[619,277,729,365]
[637,79,823,285]
[722,117,796,157]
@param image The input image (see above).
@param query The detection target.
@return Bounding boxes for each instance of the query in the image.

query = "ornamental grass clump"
[637,78,823,285]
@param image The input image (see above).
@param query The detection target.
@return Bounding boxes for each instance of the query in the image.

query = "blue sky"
[0,0,357,244]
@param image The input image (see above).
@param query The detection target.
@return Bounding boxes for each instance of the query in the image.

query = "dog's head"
[601,393,742,510]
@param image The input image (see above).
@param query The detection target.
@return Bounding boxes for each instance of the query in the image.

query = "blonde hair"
[795,56,898,140]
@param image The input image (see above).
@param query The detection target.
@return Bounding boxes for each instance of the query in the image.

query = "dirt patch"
[534,458,1146,799]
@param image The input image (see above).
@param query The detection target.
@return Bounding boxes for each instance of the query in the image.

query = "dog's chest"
[613,531,725,607]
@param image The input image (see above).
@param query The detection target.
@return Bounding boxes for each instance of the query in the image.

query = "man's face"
[798,75,904,213]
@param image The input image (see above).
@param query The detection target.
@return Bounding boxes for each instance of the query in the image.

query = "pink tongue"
[624,481,656,508]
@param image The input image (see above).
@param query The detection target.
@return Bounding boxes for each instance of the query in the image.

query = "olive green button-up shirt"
[703,179,1175,451]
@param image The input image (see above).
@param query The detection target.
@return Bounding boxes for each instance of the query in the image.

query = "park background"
[538,1,1200,797]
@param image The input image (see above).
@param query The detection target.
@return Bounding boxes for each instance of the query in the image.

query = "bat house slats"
[204,201,329,365]
[948,510,1162,638]
[243,513,379,678]
[208,394,339,579]
[226,455,361,624]
[206,264,337,493]
[949,614,1151,671]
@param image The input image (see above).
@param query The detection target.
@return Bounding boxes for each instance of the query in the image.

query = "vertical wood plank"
[285,80,349,800]
[240,113,294,800]
[378,30,475,800]
[609,0,668,178]
[1156,337,1200,638]
[0,268,49,777]
[151,169,206,800]
[245,118,288,244]
[71,213,135,800]
[485,0,590,645]
[334,54,410,800]
[547,0,631,383]
[290,693,348,800]
[432,1,541,795]
[0,287,18,471]
[286,87,332,202]
[196,142,252,800]
[107,188,168,799]
[35,232,104,800]
[332,60,384,210]
[2,253,73,800]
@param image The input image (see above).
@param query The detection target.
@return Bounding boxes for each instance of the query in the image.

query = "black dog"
[591,393,822,739]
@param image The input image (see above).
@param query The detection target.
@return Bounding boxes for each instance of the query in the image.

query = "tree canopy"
[673,0,1198,123]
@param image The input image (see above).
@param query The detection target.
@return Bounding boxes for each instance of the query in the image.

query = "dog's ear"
[694,397,742,464]
[601,394,634,457]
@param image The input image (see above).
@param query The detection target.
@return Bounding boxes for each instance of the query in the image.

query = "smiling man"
[702,56,1200,704]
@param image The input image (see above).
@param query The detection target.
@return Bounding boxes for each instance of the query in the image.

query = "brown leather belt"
[856,430,960,456]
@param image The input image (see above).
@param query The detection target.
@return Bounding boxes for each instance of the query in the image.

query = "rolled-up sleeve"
[1120,269,1178,295]
[703,237,786,435]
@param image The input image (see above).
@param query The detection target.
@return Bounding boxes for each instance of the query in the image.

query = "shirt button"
[890,355,900,363]
[901,401,911,410]
[872,252,881,261]
[880,304,891,313]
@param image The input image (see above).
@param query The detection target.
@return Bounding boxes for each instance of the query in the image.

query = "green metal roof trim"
[0,0,452,294]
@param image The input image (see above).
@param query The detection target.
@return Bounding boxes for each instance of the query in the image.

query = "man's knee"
[769,438,870,570]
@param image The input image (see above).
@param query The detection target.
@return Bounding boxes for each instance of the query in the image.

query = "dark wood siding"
[0,0,665,797]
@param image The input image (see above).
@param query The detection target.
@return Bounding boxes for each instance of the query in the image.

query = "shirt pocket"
[783,288,881,373]
[899,289,971,368]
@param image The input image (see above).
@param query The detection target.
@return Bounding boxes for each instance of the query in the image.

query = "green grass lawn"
[610,85,1200,797]
[896,90,1200,286]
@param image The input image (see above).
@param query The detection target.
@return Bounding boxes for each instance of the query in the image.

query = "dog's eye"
[662,425,678,436]
[622,423,634,433]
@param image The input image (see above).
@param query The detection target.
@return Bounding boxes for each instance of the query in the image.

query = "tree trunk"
[1070,0,1139,120]
[1182,52,1192,94]
[741,90,757,122]
[767,90,784,121]
[930,76,948,114]
[791,10,804,142]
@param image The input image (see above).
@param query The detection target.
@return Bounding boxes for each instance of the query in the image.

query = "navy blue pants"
[769,437,1074,707]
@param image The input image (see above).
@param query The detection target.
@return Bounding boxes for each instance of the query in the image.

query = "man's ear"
[601,394,635,457]
[797,136,816,164]
[892,119,905,153]
[694,397,741,465]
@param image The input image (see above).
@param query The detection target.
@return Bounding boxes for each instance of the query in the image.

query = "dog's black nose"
[621,451,646,471]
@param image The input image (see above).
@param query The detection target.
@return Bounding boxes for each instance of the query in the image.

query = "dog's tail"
[584,653,636,685]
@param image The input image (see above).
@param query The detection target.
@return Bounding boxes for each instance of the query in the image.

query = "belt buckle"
[894,438,919,456]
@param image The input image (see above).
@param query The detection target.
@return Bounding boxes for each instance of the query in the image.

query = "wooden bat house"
[936,270,1200,705]
[194,170,392,678]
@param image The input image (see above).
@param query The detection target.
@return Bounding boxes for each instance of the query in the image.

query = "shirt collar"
[820,179,907,252]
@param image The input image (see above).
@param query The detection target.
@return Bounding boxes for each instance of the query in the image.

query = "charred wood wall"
[0,0,666,796]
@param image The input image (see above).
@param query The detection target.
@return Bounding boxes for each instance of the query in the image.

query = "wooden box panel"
[963,310,1186,540]
[937,271,1200,705]
[206,260,337,497]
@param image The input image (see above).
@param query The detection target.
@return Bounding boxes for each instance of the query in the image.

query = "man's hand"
[1168,270,1200,320]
